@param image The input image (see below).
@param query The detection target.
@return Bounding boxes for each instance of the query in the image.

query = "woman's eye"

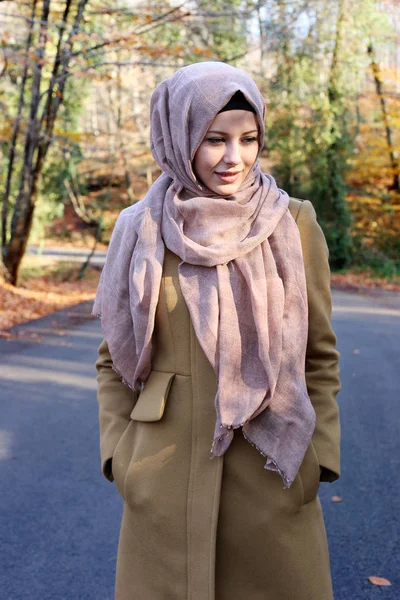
[242,137,257,144]
[206,137,225,145]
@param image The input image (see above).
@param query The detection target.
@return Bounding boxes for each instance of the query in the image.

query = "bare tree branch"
[71,3,190,57]
[38,0,73,132]
[63,172,103,281]
[35,0,89,175]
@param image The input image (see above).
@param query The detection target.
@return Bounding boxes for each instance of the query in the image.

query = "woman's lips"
[215,171,242,183]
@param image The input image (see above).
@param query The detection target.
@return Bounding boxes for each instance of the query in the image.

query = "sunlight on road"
[0,430,13,460]
[0,363,97,390]
[333,305,400,317]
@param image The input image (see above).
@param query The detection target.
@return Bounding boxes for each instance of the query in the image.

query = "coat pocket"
[112,371,175,500]
[298,440,321,505]
[112,421,135,500]
[130,371,175,422]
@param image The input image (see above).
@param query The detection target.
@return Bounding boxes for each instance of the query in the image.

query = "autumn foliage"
[0,0,399,307]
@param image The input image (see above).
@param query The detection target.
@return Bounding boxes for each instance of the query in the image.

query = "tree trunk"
[116,62,135,202]
[325,0,350,219]
[320,0,352,268]
[2,199,36,285]
[2,0,51,285]
[2,0,38,251]
[257,2,265,71]
[367,42,400,192]
[278,0,295,195]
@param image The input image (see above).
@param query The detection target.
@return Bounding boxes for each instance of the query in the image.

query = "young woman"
[93,61,341,600]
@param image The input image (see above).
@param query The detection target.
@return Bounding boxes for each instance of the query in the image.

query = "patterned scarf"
[93,62,315,488]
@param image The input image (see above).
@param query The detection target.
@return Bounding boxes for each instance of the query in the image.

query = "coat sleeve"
[95,338,138,482]
[296,200,341,483]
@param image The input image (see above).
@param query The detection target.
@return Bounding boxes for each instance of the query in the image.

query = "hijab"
[93,62,315,488]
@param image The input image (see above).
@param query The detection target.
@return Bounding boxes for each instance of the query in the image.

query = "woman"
[93,61,341,600]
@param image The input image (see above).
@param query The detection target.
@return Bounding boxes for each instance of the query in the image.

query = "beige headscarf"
[93,62,316,488]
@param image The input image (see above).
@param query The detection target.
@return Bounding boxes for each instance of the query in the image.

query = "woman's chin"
[209,180,242,196]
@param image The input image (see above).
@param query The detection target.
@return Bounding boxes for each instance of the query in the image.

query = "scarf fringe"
[241,428,291,489]
[92,310,141,394]
[210,426,291,489]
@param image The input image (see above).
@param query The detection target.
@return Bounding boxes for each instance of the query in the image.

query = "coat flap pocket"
[130,371,175,422]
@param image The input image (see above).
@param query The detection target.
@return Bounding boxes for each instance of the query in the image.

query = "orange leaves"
[331,270,400,292]
[0,261,100,333]
[192,47,213,57]
[368,576,392,586]
[133,43,213,60]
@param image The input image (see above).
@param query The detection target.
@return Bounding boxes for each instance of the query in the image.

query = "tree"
[1,0,90,285]
[0,0,194,285]
[308,0,353,269]
[367,42,399,192]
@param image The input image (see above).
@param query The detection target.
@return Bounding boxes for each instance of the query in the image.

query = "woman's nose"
[223,142,241,166]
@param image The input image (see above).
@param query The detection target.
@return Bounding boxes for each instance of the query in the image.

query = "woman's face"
[192,110,259,196]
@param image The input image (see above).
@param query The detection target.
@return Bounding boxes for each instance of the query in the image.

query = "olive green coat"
[95,198,341,600]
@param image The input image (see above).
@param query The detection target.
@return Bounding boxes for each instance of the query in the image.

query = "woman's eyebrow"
[206,129,258,135]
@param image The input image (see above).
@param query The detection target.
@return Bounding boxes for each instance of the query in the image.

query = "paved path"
[27,246,107,267]
[0,290,399,599]
[319,290,400,599]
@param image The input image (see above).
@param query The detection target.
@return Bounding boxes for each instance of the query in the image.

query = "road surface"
[0,290,399,599]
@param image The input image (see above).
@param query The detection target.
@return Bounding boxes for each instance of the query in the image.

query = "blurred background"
[1,4,399,599]
[1,0,399,331]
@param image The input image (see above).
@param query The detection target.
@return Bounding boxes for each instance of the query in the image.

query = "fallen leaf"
[0,262,99,331]
[368,576,391,586]
[331,495,342,503]
[331,270,400,293]
[0,330,12,338]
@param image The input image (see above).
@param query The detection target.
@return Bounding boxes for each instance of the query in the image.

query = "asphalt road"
[0,290,399,600]
[26,246,107,267]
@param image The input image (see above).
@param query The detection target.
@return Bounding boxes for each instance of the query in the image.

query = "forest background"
[1,0,400,330]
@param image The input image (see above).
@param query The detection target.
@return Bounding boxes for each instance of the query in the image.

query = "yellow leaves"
[0,126,14,142]
[70,32,89,44]
[53,130,84,142]
[368,576,391,587]
[1,30,11,47]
